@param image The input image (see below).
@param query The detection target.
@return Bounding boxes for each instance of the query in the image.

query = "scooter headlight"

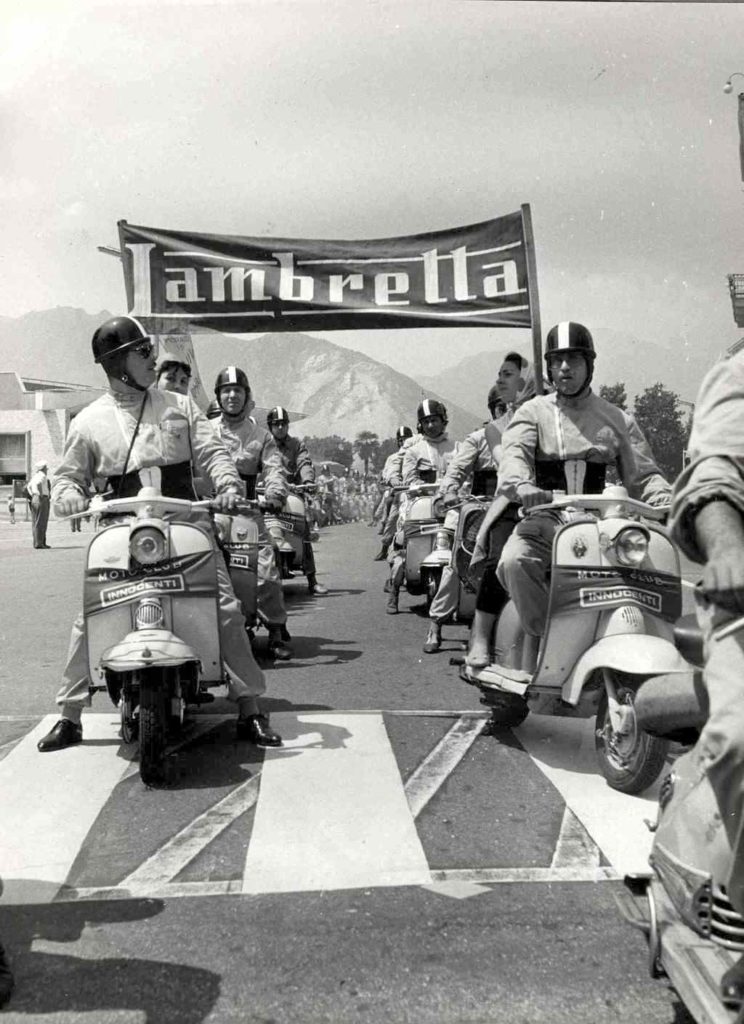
[434,530,451,550]
[130,525,167,565]
[614,527,649,567]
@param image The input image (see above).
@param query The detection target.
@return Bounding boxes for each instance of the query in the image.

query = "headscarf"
[512,356,536,410]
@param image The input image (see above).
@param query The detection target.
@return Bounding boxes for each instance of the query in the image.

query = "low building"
[0,372,104,489]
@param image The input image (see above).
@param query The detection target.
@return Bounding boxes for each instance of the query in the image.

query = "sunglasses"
[130,340,156,359]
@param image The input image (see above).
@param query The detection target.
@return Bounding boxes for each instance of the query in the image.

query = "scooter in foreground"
[619,614,744,1024]
[461,486,687,794]
[81,486,257,785]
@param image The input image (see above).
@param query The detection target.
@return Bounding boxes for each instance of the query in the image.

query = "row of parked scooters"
[389,478,744,1024]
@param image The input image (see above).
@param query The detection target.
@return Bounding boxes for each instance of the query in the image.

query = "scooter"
[262,483,318,580]
[398,482,445,598]
[462,486,688,794]
[81,486,256,786]
[619,615,744,1024]
[213,501,261,634]
[420,494,492,619]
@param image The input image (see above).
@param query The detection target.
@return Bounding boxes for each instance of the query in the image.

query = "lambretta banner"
[550,566,682,623]
[117,212,535,333]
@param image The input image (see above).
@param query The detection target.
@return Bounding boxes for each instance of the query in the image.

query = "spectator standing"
[27,461,51,548]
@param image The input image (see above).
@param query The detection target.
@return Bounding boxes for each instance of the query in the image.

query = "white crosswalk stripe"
[0,710,658,904]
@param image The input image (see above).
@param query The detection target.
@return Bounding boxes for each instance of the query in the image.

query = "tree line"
[302,382,693,482]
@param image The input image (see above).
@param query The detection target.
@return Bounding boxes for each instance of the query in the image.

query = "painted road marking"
[120,774,262,891]
[516,716,659,877]
[242,712,432,894]
[404,714,486,818]
[0,714,132,905]
[0,711,660,903]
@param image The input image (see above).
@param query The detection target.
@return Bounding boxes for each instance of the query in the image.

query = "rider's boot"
[373,544,388,561]
[386,585,400,615]
[307,573,328,596]
[465,609,496,669]
[267,624,293,661]
[423,620,442,654]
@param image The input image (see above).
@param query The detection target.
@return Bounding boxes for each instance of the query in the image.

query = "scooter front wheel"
[139,669,169,787]
[595,672,669,795]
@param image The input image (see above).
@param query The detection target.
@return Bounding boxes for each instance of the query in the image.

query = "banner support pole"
[521,203,544,395]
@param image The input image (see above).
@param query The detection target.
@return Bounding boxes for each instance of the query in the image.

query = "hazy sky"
[2,0,743,377]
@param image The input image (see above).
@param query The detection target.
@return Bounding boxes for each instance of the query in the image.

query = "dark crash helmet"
[267,406,290,427]
[395,425,413,445]
[544,321,596,388]
[214,366,251,414]
[206,398,223,420]
[416,398,448,432]
[92,315,153,367]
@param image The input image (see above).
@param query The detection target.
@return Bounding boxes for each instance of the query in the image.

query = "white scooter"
[619,614,744,1024]
[81,487,255,785]
[463,486,688,794]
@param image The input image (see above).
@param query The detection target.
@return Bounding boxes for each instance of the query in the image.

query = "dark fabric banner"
[118,213,534,334]
[550,565,682,624]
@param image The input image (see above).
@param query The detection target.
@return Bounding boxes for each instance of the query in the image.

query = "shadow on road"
[0,890,221,1023]
[255,634,362,666]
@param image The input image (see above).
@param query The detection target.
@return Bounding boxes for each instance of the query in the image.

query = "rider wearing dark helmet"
[496,321,669,638]
[266,406,328,596]
[37,316,282,752]
[212,368,293,660]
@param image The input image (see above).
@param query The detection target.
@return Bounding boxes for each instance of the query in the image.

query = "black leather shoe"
[0,942,13,1009]
[37,719,82,752]
[236,714,283,747]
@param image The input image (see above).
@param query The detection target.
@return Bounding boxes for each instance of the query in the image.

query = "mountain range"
[0,308,481,439]
[0,308,726,440]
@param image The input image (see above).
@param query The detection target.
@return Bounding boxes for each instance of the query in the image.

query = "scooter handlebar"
[523,493,669,522]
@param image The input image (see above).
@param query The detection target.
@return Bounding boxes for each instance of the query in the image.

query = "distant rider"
[37,316,281,752]
[387,400,456,615]
[465,354,536,666]
[267,406,328,596]
[212,367,293,661]
[425,360,532,656]
[156,358,192,396]
[668,348,744,1008]
[496,322,671,639]
[374,426,414,562]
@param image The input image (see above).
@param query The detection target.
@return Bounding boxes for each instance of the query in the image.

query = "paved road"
[0,515,697,1023]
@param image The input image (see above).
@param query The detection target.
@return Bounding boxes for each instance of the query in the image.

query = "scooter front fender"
[101,628,200,673]
[421,549,452,570]
[562,635,690,707]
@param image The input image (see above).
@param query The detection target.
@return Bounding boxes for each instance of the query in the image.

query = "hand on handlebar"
[700,549,744,614]
[262,494,285,514]
[55,493,88,518]
[212,489,240,513]
[517,484,553,509]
